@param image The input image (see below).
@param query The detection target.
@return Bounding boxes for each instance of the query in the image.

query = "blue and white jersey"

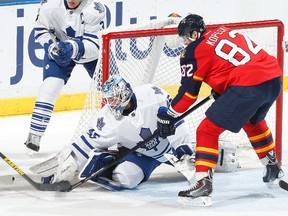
[72,84,192,167]
[34,0,106,63]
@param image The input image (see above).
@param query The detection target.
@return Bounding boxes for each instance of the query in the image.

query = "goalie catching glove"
[46,39,85,66]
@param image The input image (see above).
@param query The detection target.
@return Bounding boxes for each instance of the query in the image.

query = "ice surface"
[0,92,287,216]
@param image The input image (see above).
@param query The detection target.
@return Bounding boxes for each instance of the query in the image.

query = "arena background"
[0,0,287,116]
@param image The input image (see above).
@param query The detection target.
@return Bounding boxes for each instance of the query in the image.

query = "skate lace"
[184,181,201,192]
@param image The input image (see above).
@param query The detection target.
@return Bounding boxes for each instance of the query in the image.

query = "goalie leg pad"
[215,140,239,173]
[41,154,78,184]
[30,146,72,176]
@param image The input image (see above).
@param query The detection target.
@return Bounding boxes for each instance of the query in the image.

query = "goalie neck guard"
[102,74,133,120]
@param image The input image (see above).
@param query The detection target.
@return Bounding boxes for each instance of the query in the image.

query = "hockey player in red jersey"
[156,14,284,206]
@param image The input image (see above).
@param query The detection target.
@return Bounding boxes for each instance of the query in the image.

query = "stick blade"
[37,181,72,192]
[279,180,288,191]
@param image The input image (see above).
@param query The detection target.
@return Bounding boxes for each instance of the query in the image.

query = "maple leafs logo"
[139,128,159,151]
[151,86,163,95]
[93,2,105,13]
[96,117,105,131]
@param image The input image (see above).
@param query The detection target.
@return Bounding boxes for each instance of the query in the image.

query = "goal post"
[74,19,284,163]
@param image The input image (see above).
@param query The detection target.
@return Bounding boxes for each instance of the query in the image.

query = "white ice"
[0,92,287,216]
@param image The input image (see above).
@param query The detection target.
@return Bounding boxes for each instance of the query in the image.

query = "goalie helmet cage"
[75,19,284,163]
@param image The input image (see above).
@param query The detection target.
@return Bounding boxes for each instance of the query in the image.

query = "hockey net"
[73,18,284,165]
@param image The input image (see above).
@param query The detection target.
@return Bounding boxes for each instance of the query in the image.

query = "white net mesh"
[72,19,282,164]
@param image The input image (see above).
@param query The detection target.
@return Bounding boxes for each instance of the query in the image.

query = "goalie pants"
[117,147,162,184]
[195,77,281,172]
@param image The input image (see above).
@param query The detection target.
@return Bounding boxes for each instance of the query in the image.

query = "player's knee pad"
[112,161,144,189]
[215,140,239,173]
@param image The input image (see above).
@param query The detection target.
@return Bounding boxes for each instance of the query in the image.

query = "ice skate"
[262,150,284,188]
[178,169,213,206]
[24,133,41,155]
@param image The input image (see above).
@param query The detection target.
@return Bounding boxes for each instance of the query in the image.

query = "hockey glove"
[157,106,176,139]
[47,39,85,67]
[79,149,117,180]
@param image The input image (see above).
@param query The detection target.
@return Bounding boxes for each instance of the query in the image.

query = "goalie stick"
[0,152,71,191]
[62,94,213,192]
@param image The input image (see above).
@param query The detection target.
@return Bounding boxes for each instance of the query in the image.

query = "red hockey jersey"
[171,26,282,113]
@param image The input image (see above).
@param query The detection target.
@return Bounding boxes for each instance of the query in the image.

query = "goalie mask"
[102,75,133,120]
[178,14,206,40]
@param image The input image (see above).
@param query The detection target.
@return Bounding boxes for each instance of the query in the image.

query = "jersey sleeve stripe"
[83,32,99,39]
[72,143,89,159]
[193,75,204,81]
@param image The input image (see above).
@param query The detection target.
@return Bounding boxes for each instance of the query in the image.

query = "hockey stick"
[0,152,71,191]
[279,180,288,191]
[63,94,214,192]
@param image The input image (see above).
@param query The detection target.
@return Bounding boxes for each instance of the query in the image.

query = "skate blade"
[178,196,212,206]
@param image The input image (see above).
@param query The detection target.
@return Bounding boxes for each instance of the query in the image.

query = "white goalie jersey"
[71,84,193,167]
[34,0,106,63]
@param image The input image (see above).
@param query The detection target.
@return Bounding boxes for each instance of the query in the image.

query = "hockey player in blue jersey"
[24,0,106,154]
